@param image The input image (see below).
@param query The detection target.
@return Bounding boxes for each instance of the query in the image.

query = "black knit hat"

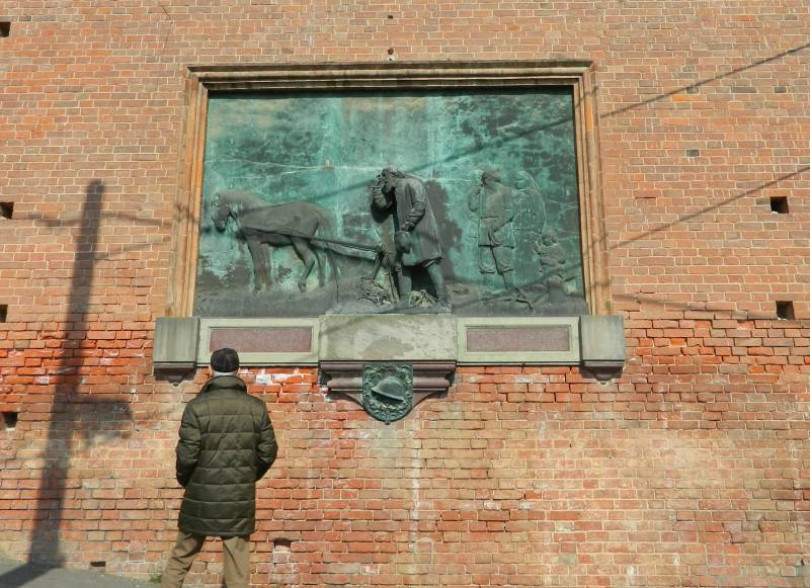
[210,347,239,373]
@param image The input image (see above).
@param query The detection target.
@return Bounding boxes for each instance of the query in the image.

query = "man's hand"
[395,231,411,253]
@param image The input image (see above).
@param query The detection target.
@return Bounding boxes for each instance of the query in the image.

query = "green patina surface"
[195,88,587,317]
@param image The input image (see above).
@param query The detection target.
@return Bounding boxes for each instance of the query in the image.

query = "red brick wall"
[1,1,809,586]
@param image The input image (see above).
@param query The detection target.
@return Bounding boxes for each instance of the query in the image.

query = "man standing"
[161,348,278,588]
[468,169,530,306]
[468,169,518,291]
[371,166,446,305]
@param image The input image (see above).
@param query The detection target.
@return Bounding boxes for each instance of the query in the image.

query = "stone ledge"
[153,315,626,378]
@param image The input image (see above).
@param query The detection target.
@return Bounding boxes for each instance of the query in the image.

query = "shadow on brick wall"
[0,180,136,587]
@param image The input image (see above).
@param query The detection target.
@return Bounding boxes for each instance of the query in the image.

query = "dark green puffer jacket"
[175,375,277,537]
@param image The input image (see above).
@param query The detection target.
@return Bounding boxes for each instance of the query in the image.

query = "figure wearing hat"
[468,169,519,292]
[371,166,446,305]
[161,348,278,588]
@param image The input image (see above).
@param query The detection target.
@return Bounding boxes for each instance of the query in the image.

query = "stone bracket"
[321,361,456,420]
[579,315,626,381]
[153,317,201,383]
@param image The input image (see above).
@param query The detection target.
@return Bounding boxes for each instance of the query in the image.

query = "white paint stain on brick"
[254,373,274,386]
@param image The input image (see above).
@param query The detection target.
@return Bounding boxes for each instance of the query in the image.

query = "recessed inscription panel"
[458,318,579,364]
[209,327,313,354]
[198,319,319,365]
[466,326,571,353]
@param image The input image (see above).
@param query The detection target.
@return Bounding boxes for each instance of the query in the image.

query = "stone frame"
[167,61,611,320]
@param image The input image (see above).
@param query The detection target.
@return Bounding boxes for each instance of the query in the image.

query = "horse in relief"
[211,190,339,293]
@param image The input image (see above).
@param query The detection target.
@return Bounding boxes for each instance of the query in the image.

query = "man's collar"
[201,375,247,393]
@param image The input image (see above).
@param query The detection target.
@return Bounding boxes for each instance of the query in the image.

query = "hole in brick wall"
[0,22,9,38]
[273,538,293,550]
[90,561,106,569]
[2,412,17,431]
[0,202,13,219]
[776,301,795,320]
[0,305,7,322]
[770,196,789,214]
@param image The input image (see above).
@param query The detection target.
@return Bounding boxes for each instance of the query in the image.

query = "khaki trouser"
[161,531,249,588]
